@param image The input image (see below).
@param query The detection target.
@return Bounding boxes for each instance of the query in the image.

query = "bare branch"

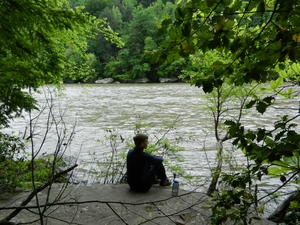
[151,202,177,224]
[28,98,44,225]
[0,190,205,211]
[253,0,279,42]
[0,164,78,223]
[258,171,299,202]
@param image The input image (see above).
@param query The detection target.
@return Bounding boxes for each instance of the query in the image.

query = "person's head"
[133,133,148,150]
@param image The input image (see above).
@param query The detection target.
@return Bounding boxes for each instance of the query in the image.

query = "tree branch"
[0,191,204,211]
[0,164,78,224]
[258,170,299,202]
[268,190,300,222]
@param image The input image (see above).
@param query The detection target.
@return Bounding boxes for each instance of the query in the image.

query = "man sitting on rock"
[127,133,171,192]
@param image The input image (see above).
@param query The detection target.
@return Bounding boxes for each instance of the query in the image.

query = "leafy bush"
[0,132,67,191]
[0,133,25,191]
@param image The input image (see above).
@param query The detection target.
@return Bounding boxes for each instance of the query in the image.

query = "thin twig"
[28,101,44,225]
[0,164,78,223]
[106,203,129,225]
[0,190,204,211]
[237,0,252,27]
[257,171,299,202]
[137,198,205,225]
[25,208,83,225]
[152,202,177,224]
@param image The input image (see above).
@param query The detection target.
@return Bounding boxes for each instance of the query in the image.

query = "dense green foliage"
[157,0,299,90]
[1,157,67,191]
[0,132,67,190]
[69,0,187,82]
[157,0,299,224]
[0,0,121,127]
[0,133,25,190]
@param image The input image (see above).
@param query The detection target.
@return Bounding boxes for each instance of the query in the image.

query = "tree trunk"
[268,190,300,222]
[207,141,223,196]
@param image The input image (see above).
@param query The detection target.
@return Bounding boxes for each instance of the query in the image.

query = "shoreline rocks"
[159,77,179,83]
[95,78,114,84]
[92,77,181,84]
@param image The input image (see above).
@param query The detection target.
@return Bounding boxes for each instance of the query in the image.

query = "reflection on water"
[7,84,300,195]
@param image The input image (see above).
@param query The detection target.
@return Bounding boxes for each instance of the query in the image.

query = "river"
[6,83,300,211]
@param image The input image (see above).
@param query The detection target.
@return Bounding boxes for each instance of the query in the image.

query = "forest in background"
[63,0,300,84]
[66,0,186,83]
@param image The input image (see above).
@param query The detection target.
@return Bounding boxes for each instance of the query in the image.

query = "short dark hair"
[133,133,148,147]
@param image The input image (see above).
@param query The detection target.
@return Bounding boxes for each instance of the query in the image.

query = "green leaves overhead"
[0,0,121,126]
[157,0,300,91]
[204,0,214,8]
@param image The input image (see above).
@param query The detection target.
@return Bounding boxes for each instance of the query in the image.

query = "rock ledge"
[0,184,275,225]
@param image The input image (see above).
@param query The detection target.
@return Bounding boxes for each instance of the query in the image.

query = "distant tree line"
[68,0,188,83]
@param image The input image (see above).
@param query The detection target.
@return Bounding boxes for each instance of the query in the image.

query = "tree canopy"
[0,0,121,126]
[157,0,299,91]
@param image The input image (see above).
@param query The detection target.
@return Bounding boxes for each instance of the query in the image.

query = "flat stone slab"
[0,184,275,225]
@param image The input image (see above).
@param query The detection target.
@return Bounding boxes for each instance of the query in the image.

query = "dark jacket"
[126,148,163,192]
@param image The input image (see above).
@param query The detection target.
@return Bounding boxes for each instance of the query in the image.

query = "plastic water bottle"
[172,179,179,196]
